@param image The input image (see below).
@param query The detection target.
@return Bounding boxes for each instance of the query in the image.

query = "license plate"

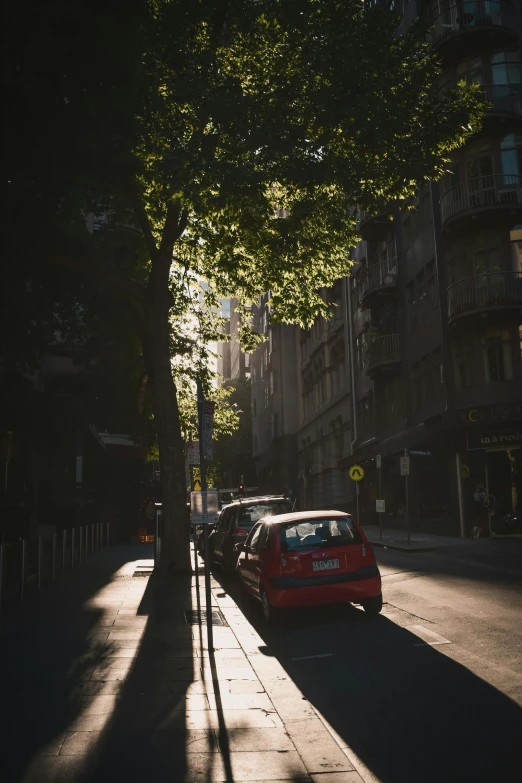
[312,558,339,572]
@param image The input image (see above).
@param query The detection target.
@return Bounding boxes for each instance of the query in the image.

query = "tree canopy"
[3,0,485,567]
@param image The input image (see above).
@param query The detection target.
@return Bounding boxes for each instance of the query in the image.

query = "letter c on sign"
[468,409,479,422]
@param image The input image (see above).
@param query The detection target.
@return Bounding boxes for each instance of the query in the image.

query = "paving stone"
[206,692,274,711]
[267,694,316,720]
[201,656,253,669]
[106,630,145,641]
[218,727,294,752]
[288,722,355,775]
[36,733,68,756]
[184,749,309,781]
[249,658,290,681]
[90,667,131,681]
[21,755,91,782]
[80,694,120,714]
[159,709,284,730]
[60,731,102,755]
[93,658,134,674]
[149,728,219,754]
[229,680,266,694]
[310,773,364,783]
[66,712,113,731]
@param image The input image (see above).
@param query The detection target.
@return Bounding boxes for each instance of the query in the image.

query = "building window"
[454,334,475,389]
[491,51,522,89]
[500,133,522,181]
[483,329,513,383]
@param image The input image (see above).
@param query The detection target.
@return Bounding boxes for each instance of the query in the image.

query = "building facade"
[341,0,522,537]
[251,1,522,537]
[297,280,355,514]
[251,295,299,500]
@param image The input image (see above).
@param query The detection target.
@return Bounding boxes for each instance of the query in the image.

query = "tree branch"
[126,184,159,261]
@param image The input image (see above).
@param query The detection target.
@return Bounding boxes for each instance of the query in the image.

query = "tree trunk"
[143,291,191,572]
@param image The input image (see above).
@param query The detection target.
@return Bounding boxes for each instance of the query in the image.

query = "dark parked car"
[209,496,292,575]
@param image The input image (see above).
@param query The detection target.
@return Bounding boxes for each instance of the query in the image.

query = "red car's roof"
[261,509,353,526]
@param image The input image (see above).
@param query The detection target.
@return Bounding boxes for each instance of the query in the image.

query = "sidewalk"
[362,526,469,552]
[0,543,371,783]
[363,526,522,575]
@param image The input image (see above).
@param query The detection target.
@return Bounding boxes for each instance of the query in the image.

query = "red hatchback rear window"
[279,517,361,551]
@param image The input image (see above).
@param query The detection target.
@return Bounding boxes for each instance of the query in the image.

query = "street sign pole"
[197,378,213,653]
[377,454,383,541]
[404,449,410,545]
[355,482,360,523]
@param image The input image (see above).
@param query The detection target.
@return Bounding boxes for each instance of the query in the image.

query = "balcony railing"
[430,2,518,47]
[440,174,522,226]
[447,271,522,320]
[360,259,397,304]
[363,333,400,373]
[482,84,522,118]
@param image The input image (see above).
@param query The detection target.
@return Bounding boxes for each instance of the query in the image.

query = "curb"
[369,541,441,553]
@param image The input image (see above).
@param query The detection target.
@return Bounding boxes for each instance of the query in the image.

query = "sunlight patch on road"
[408,624,451,647]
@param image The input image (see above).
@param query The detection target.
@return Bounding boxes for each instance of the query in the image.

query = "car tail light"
[361,543,374,558]
[236,528,250,536]
[280,554,287,567]
[362,544,367,557]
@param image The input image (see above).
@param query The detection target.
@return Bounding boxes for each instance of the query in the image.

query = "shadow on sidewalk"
[219,572,522,783]
[81,568,195,782]
[0,545,148,783]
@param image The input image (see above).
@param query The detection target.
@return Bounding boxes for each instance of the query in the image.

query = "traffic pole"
[197,378,214,653]
[377,454,383,541]
[404,449,410,546]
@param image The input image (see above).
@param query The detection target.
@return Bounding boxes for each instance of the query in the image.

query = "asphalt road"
[220,546,522,783]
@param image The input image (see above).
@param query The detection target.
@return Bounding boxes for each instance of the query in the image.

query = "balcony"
[430,2,519,59]
[482,85,522,122]
[440,174,522,230]
[363,333,400,377]
[447,271,522,322]
[357,207,392,241]
[360,259,398,309]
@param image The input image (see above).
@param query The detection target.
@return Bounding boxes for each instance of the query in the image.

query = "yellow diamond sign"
[349,464,365,481]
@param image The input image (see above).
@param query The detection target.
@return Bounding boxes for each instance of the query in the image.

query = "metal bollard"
[79,526,83,562]
[62,529,67,572]
[52,533,56,579]
[38,537,42,589]
[71,528,75,567]
[21,539,26,600]
[91,524,95,556]
[0,544,5,612]
[96,523,99,553]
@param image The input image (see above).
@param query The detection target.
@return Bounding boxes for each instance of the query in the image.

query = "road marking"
[291,653,333,661]
[408,625,451,647]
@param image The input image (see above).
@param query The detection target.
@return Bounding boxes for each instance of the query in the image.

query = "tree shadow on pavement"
[0,545,148,783]
[86,568,198,783]
[233,586,522,783]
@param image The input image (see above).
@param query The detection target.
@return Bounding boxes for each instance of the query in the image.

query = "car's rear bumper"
[267,565,381,608]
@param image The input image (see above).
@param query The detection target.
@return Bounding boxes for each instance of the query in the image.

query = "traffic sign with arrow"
[349,464,365,481]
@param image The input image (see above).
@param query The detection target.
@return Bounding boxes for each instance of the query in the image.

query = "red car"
[236,510,382,624]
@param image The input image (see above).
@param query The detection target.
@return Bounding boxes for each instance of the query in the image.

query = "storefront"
[456,405,522,537]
